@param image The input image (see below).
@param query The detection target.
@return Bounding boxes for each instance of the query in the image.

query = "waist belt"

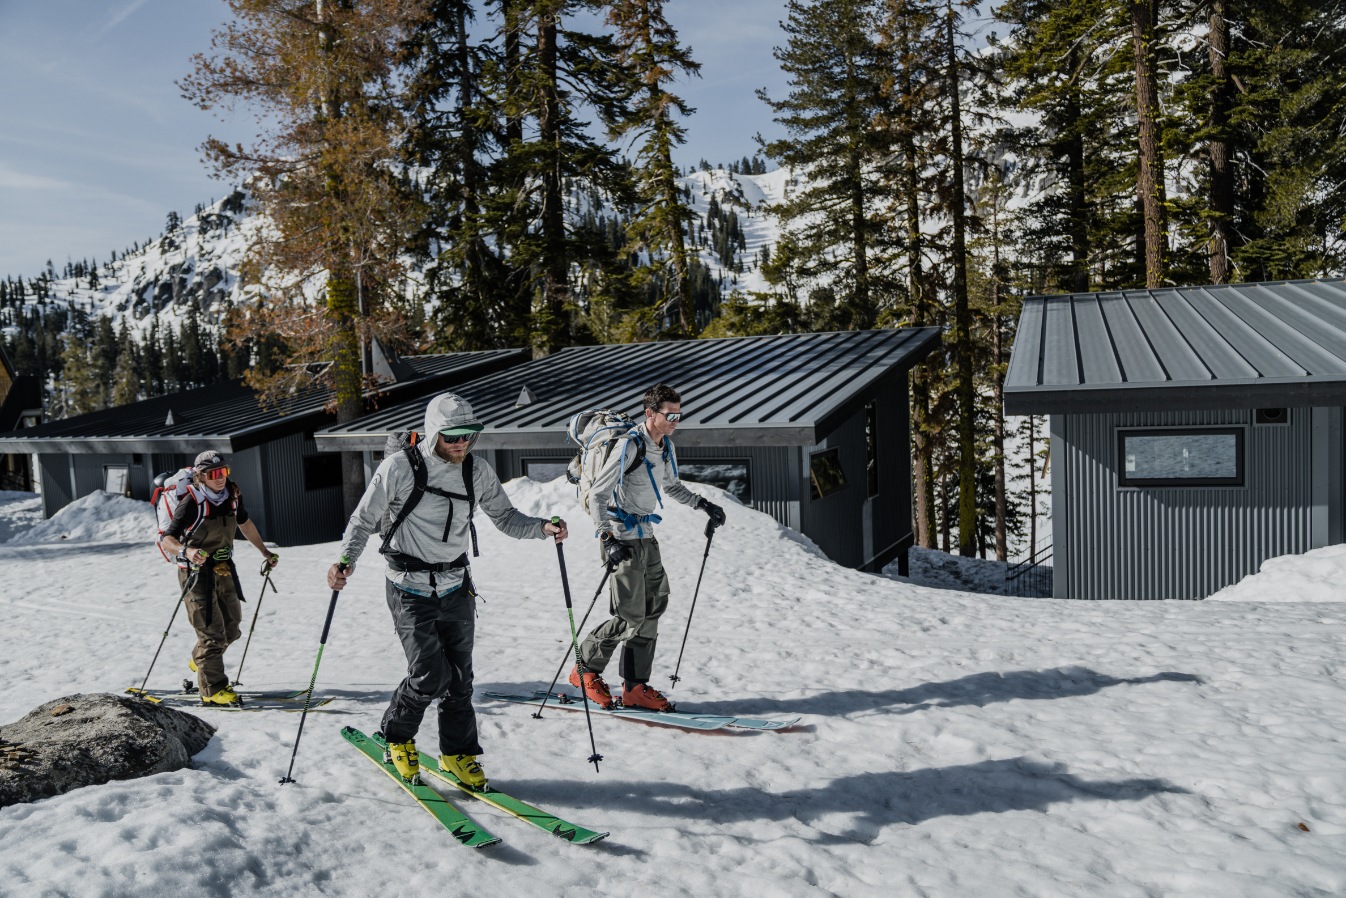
[385,551,469,574]
[607,507,662,538]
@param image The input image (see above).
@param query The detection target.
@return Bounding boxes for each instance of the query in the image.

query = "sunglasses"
[440,433,474,445]
[200,466,230,479]
[656,411,683,423]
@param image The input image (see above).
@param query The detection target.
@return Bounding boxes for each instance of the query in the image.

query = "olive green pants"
[577,538,670,684]
[179,565,243,697]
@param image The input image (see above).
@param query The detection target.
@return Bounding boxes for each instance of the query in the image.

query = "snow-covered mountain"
[2,169,790,349]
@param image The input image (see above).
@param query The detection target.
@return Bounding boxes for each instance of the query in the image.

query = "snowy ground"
[1,484,1343,898]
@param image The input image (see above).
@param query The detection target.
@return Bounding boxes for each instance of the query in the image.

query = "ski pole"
[669,518,718,688]
[231,558,276,687]
[536,561,614,712]
[280,558,346,785]
[548,519,603,773]
[134,565,199,698]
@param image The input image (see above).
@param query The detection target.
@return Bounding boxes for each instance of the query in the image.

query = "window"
[865,402,879,498]
[303,453,343,491]
[809,448,846,499]
[523,459,571,483]
[1254,408,1288,425]
[1118,428,1244,487]
[103,465,130,495]
[680,461,751,505]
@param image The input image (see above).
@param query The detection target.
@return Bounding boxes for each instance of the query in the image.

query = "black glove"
[696,497,726,528]
[601,534,633,567]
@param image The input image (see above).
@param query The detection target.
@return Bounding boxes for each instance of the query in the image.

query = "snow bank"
[6,490,151,546]
[0,491,42,543]
[1206,544,1346,602]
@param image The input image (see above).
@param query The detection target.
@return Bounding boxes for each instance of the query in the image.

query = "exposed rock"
[0,693,215,808]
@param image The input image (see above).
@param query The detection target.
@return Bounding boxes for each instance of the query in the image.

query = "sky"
[0,0,798,281]
[0,481,1343,896]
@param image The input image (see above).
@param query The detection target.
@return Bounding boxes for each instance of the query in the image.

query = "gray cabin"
[1004,278,1346,600]
[0,349,528,546]
[315,329,942,573]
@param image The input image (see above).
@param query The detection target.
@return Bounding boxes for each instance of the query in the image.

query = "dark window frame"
[1116,426,1245,488]
[809,447,847,500]
[865,401,879,499]
[678,458,753,506]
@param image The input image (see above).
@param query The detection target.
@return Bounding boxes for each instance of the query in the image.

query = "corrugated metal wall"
[258,431,345,547]
[1054,407,1325,599]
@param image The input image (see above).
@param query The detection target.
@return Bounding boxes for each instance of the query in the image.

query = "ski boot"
[440,754,487,790]
[621,683,673,712]
[569,666,614,709]
[200,685,240,706]
[384,739,420,783]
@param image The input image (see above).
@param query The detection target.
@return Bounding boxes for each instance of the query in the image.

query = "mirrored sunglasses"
[201,465,230,479]
[659,411,683,423]
[440,432,474,444]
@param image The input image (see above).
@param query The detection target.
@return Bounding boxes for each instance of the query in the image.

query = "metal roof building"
[1004,278,1346,599]
[318,328,942,571]
[0,348,528,546]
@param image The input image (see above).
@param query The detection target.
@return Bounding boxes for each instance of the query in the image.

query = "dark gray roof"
[316,328,942,450]
[1004,278,1346,414]
[0,349,528,454]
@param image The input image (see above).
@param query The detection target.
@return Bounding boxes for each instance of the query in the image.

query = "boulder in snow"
[0,693,215,808]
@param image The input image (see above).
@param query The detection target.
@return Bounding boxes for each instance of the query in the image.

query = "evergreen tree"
[758,0,890,328]
[182,0,425,512]
[607,0,701,337]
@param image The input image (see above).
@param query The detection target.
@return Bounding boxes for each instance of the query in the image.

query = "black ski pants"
[380,579,482,757]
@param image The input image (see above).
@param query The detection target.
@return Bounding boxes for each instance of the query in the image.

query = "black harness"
[379,446,478,589]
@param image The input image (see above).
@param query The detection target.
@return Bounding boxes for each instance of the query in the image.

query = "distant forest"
[3,0,1342,559]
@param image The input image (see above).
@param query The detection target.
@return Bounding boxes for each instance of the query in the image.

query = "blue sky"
[0,0,795,279]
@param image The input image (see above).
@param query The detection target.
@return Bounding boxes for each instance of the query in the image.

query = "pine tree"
[182,0,425,512]
[607,0,701,337]
[759,0,890,328]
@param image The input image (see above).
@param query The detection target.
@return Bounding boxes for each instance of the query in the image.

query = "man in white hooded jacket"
[327,392,567,788]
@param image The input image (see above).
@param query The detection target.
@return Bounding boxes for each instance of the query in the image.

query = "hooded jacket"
[589,420,698,541]
[338,393,549,595]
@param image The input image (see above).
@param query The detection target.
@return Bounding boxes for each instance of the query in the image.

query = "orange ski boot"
[568,666,614,709]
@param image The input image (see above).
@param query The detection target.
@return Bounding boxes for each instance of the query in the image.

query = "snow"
[1,482,1344,897]
[1207,544,1346,604]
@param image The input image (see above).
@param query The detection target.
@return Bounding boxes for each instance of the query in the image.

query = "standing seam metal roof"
[0,349,528,454]
[315,328,943,450]
[1003,278,1346,414]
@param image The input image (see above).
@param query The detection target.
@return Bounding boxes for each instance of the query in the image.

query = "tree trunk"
[1131,0,1166,287]
[946,3,976,557]
[1207,0,1233,284]
[535,5,567,357]
[1064,47,1089,293]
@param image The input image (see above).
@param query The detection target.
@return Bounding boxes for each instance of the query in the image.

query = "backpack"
[379,431,478,559]
[152,467,199,565]
[565,409,648,515]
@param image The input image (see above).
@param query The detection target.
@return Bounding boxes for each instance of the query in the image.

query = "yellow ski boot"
[440,754,487,790]
[200,685,240,706]
[386,740,420,782]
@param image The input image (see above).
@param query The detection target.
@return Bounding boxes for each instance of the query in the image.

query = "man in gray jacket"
[571,383,724,711]
[327,392,567,788]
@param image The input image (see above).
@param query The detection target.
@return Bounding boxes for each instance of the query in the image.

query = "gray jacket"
[339,393,550,595]
[590,421,698,541]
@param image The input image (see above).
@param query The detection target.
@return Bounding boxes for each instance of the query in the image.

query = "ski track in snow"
[1,483,1344,897]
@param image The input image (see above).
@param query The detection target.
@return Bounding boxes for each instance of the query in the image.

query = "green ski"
[340,727,500,849]
[370,733,608,845]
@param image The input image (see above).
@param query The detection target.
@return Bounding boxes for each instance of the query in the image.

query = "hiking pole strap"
[280,561,345,784]
[670,526,715,687]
